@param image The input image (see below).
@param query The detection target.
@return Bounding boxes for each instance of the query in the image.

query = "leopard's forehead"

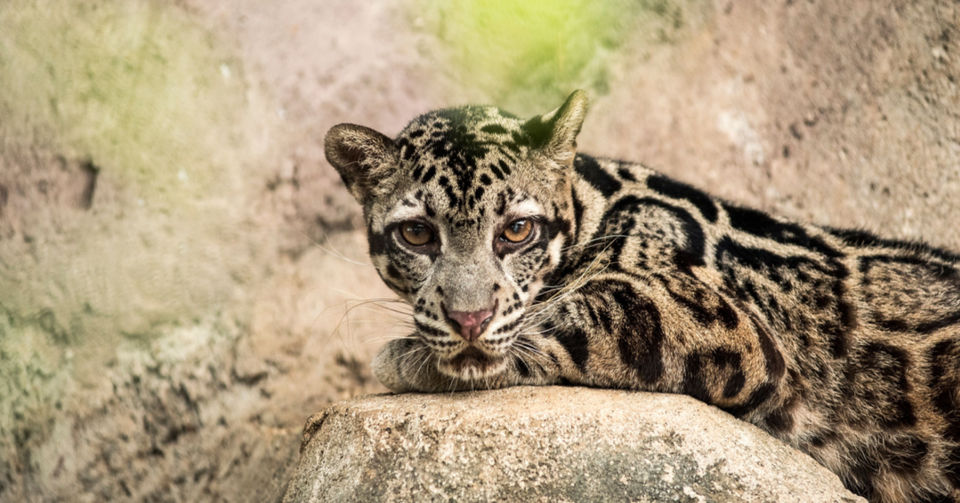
[390,106,543,215]
[396,105,527,154]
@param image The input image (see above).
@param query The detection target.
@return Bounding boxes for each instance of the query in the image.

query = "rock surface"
[284,387,863,502]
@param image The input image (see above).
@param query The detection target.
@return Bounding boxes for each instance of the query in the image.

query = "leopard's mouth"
[437,346,508,380]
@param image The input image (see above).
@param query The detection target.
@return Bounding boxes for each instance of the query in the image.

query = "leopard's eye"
[501,218,533,243]
[399,221,434,246]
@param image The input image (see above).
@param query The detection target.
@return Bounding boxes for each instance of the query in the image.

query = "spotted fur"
[325,91,960,503]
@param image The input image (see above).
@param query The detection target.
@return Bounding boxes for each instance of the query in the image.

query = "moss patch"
[415,0,697,115]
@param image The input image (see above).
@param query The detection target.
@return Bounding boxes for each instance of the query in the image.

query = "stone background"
[1,0,957,500]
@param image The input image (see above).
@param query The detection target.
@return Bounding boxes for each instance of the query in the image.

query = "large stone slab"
[283,386,863,502]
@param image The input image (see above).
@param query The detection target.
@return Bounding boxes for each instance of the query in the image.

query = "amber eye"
[399,221,434,246]
[501,218,533,243]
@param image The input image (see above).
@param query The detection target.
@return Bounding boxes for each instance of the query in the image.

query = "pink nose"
[443,304,495,342]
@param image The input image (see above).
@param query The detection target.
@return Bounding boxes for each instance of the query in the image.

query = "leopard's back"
[554,154,960,502]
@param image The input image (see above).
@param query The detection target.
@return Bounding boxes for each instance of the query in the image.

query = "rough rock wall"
[586,1,960,249]
[1,0,957,501]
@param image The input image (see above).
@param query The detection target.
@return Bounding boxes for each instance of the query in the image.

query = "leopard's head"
[325,91,588,381]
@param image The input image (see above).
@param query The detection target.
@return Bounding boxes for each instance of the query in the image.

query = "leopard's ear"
[324,123,399,202]
[522,90,589,167]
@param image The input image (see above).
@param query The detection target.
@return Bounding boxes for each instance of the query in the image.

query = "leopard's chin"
[437,346,508,380]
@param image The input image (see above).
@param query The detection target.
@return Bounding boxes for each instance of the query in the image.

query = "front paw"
[372,338,419,392]
[372,337,457,393]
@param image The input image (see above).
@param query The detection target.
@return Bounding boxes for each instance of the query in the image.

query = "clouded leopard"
[324,90,960,503]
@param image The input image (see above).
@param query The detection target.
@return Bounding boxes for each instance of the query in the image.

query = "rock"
[283,386,863,502]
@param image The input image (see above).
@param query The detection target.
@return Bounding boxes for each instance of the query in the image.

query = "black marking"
[437,175,459,207]
[616,167,637,182]
[806,430,839,449]
[658,273,740,330]
[749,311,786,381]
[514,355,532,378]
[494,317,523,335]
[490,162,504,180]
[543,215,566,240]
[499,148,517,163]
[582,300,600,327]
[368,228,387,255]
[828,227,960,262]
[553,216,572,239]
[494,193,507,216]
[574,154,621,197]
[928,339,960,444]
[647,174,719,223]
[724,203,842,258]
[682,348,746,403]
[571,187,585,243]
[415,320,446,338]
[480,124,508,134]
[607,281,665,385]
[723,370,746,399]
[681,353,711,402]
[386,264,402,280]
[547,314,590,371]
[397,137,415,162]
[764,405,794,433]
[722,382,776,417]
[421,166,437,184]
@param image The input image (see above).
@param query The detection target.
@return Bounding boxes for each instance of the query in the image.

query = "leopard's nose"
[442,302,496,342]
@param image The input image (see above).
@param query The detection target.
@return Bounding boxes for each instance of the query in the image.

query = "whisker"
[395,341,430,363]
[521,237,619,331]
[326,296,414,342]
[297,227,372,267]
[559,233,635,252]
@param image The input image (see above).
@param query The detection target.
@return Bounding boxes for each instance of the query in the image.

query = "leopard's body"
[325,91,960,502]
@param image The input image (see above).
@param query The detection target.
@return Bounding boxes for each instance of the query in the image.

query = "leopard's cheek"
[507,247,547,291]
[371,245,435,300]
[502,228,557,301]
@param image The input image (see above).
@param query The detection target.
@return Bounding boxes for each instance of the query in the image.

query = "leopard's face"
[367,107,575,380]
[326,92,587,381]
